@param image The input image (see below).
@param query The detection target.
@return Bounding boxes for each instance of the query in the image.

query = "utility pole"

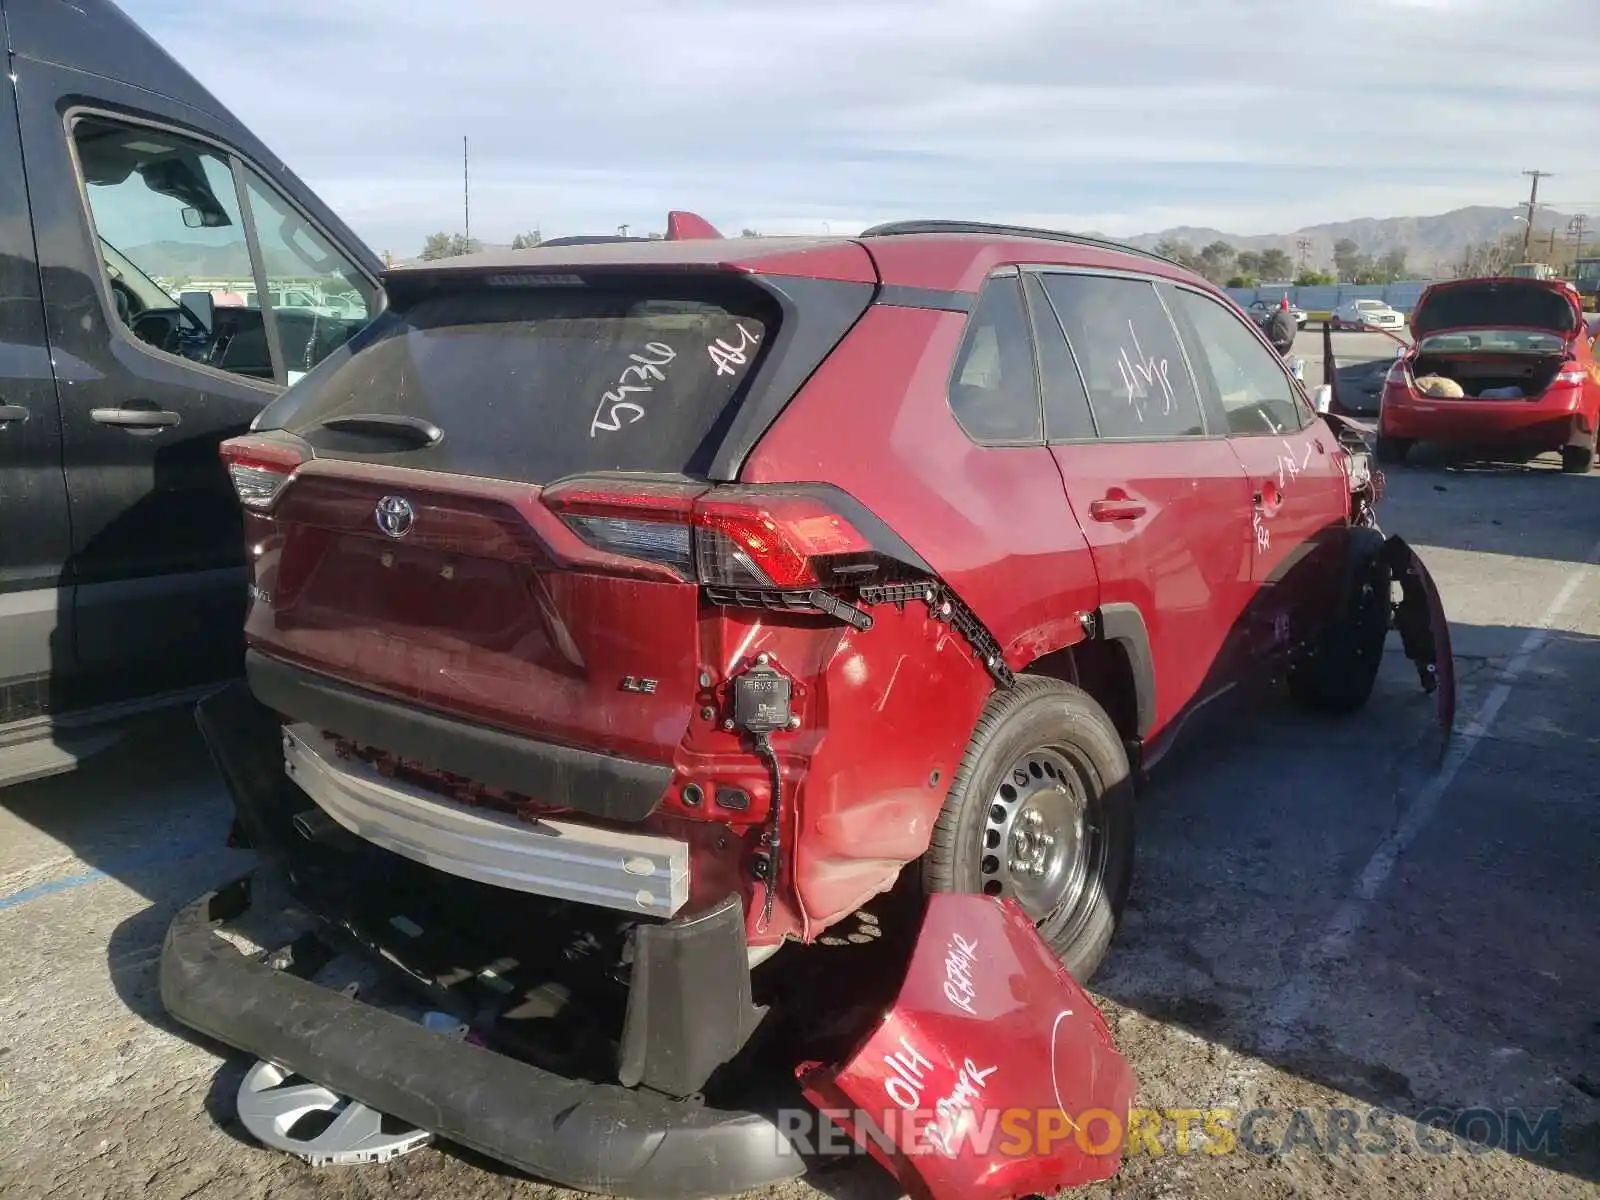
[617,224,630,237]
[1521,169,1552,257]
[463,136,471,246]
[1297,237,1312,271]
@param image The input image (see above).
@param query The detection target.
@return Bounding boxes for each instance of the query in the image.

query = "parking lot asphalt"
[2,332,1597,1200]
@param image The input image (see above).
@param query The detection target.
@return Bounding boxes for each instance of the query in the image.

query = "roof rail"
[857,220,1179,269]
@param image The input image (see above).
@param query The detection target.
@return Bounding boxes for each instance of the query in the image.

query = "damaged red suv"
[161,217,1451,1199]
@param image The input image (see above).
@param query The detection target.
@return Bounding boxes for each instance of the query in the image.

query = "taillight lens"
[542,480,879,591]
[219,435,309,510]
[1384,359,1410,387]
[1554,368,1587,387]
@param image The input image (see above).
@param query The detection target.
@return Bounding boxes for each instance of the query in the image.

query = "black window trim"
[1022,264,1222,445]
[942,267,1048,449]
[61,104,378,392]
[1158,278,1314,437]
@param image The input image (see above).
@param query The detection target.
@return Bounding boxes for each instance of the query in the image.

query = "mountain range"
[1105,206,1596,273]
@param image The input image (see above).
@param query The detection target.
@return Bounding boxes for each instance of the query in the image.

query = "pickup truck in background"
[0,0,381,786]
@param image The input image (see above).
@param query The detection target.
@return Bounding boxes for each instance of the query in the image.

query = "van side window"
[946,275,1043,444]
[1037,274,1205,439]
[70,115,372,385]
[1166,287,1307,436]
[72,117,269,377]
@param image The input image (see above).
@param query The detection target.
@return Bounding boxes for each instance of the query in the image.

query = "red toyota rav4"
[1376,276,1600,472]
[161,217,1450,1200]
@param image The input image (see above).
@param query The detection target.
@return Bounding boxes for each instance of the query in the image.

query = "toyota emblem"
[374,495,415,539]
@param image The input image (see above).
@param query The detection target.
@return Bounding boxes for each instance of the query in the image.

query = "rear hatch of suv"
[1404,278,1586,400]
[226,244,883,817]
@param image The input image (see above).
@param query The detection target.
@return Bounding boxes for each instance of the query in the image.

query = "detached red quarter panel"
[800,894,1134,1200]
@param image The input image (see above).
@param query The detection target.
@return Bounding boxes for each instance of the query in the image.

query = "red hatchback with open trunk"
[161,217,1452,1199]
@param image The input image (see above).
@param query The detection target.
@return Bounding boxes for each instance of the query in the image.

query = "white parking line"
[1260,535,1600,1052]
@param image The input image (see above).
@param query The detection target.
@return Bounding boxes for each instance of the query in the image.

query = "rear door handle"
[1088,498,1147,522]
[91,406,181,429]
[0,405,28,424]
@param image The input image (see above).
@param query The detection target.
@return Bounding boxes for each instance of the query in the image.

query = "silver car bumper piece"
[281,723,690,916]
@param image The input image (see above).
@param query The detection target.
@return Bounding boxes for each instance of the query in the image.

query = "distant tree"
[740,227,762,238]
[1226,274,1258,289]
[1196,240,1235,284]
[1294,269,1337,287]
[1234,250,1263,278]
[1377,247,1409,282]
[1154,239,1200,271]
[1257,248,1295,281]
[510,230,543,250]
[420,232,482,260]
[1332,238,1368,282]
[1455,231,1523,279]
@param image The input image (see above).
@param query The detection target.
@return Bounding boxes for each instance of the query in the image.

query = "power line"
[1521,169,1552,256]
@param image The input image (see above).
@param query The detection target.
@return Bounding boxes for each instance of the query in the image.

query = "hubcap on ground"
[978,748,1089,922]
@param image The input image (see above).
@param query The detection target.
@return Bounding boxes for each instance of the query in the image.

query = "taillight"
[1554,367,1587,387]
[1384,359,1410,387]
[219,434,309,510]
[542,480,888,592]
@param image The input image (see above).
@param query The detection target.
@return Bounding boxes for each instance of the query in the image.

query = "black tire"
[1561,443,1594,474]
[1374,435,1412,465]
[1288,548,1390,715]
[923,677,1135,983]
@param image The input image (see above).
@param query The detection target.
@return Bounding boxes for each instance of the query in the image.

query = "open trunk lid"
[229,253,876,802]
[1410,277,1582,340]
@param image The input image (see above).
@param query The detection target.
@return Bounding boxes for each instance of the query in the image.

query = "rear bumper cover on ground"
[158,874,808,1200]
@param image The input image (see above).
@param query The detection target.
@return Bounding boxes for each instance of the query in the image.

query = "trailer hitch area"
[1380,535,1455,731]
[798,894,1135,1200]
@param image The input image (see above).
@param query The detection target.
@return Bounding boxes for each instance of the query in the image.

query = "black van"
[0,0,381,784]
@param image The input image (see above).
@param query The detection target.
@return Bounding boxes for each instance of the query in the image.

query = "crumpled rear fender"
[798,894,1135,1200]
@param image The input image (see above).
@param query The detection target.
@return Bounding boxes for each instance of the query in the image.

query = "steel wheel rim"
[978,747,1092,924]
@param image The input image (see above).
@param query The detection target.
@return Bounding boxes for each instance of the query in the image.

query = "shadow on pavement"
[1094,626,1600,1186]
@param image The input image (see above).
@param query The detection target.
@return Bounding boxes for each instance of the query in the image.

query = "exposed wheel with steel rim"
[924,677,1135,983]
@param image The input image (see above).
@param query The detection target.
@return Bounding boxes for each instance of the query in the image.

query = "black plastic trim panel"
[873,284,974,312]
[245,650,670,822]
[159,877,808,1199]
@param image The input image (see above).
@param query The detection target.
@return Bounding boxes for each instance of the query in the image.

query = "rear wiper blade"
[314,413,443,447]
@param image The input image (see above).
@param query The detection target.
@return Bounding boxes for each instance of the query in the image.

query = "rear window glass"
[1415,284,1576,336]
[274,277,775,483]
[1416,329,1566,354]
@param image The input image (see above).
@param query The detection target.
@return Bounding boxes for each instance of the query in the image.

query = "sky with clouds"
[123,0,1600,256]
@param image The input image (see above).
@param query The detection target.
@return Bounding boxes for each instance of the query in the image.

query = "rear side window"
[1037,274,1204,439]
[946,275,1043,444]
[275,277,775,483]
[1166,287,1306,436]
[1023,273,1097,441]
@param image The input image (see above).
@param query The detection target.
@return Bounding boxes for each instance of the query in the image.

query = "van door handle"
[91,406,181,429]
[0,405,28,424]
[1088,498,1147,522]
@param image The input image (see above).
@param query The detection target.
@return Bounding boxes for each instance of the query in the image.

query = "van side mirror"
[1312,384,1333,414]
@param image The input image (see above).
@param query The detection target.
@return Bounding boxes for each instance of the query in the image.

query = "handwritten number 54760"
[591,342,675,436]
